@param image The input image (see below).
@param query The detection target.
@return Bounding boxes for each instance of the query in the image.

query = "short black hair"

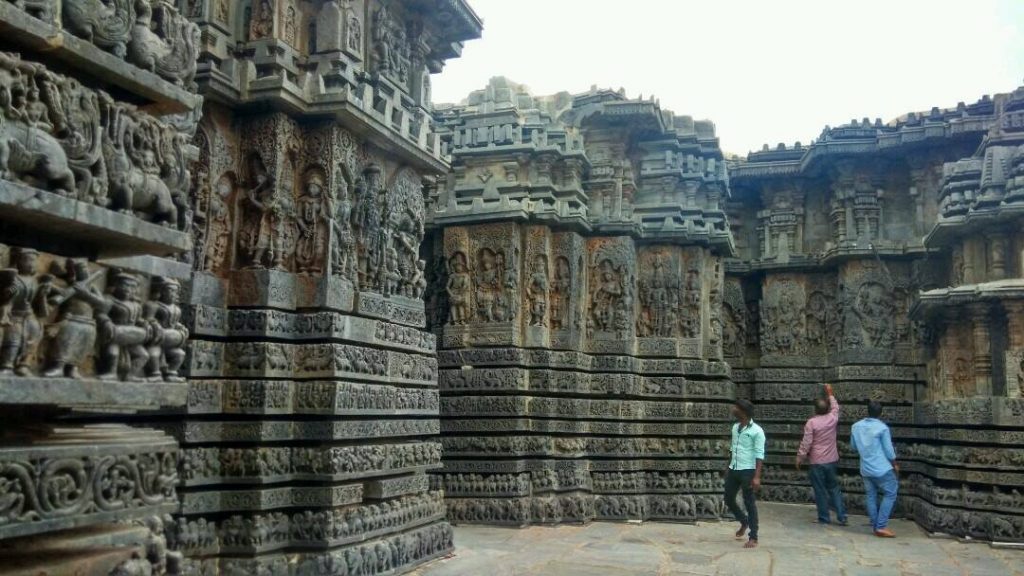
[814,398,829,415]
[735,399,755,419]
[867,400,883,419]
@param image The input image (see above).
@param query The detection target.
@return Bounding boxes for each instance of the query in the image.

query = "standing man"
[724,399,765,548]
[796,383,847,525]
[851,400,899,538]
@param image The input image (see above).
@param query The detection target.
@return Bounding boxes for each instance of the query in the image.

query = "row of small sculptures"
[10,0,199,88]
[0,52,192,226]
[0,247,187,382]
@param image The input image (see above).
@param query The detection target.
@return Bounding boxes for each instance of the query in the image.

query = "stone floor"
[410,503,1023,576]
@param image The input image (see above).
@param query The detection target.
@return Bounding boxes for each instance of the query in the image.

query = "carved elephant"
[0,121,77,195]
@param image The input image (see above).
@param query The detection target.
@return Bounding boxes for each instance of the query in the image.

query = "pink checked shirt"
[797,395,840,465]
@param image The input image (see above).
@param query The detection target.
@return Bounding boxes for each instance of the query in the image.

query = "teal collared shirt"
[729,420,766,471]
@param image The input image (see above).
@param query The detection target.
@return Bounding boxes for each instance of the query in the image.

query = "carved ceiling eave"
[910,279,1024,320]
[924,205,1024,248]
[731,130,990,183]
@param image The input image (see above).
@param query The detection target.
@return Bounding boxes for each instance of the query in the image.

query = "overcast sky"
[431,0,1024,156]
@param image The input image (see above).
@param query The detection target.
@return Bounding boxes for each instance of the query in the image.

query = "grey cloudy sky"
[431,0,1024,156]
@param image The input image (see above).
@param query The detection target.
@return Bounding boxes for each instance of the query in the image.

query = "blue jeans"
[724,469,758,540]
[808,461,847,524]
[862,470,898,530]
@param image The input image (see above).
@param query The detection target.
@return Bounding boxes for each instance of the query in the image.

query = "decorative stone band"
[180,483,364,515]
[203,521,454,576]
[169,418,440,444]
[440,418,732,436]
[440,367,735,398]
[445,493,727,526]
[180,442,443,486]
[0,426,179,540]
[440,396,734,421]
[171,491,445,556]
[191,341,437,384]
[185,308,436,354]
[437,347,730,376]
[0,52,195,230]
[186,380,439,415]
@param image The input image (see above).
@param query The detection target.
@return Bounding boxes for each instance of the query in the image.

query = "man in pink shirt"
[795,383,847,525]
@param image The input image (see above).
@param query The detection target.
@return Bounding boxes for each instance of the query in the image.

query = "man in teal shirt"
[851,400,899,538]
[724,399,765,548]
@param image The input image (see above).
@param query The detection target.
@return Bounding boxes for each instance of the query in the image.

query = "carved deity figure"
[203,175,232,272]
[42,259,105,378]
[411,259,427,299]
[330,178,357,283]
[395,205,422,297]
[550,258,570,330]
[144,277,188,382]
[474,249,500,322]
[446,253,470,325]
[352,166,383,290]
[591,261,623,332]
[295,172,329,274]
[242,170,288,270]
[846,282,895,348]
[97,273,150,381]
[527,256,549,327]
[0,248,51,375]
[250,0,275,39]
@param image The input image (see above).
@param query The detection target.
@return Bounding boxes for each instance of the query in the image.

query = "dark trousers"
[724,468,758,540]
[808,461,847,524]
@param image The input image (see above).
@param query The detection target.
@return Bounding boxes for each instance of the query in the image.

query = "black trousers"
[724,468,758,540]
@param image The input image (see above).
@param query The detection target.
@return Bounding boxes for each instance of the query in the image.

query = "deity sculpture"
[203,175,232,272]
[295,172,329,274]
[411,259,427,299]
[591,261,623,332]
[527,256,549,327]
[446,253,470,325]
[242,169,288,270]
[144,277,188,382]
[551,258,570,330]
[96,272,151,381]
[330,177,357,283]
[0,248,52,375]
[42,259,105,378]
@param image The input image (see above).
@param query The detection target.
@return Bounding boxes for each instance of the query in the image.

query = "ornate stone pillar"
[969,303,993,397]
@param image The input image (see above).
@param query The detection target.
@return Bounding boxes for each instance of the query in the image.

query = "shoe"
[735,522,748,539]
[744,538,759,549]
[874,528,896,538]
[836,519,848,527]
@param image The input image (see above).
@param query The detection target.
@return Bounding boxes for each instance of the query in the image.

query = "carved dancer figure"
[203,175,232,272]
[446,253,470,325]
[295,172,328,274]
[242,171,282,269]
[144,277,188,382]
[0,248,51,375]
[330,177,357,283]
[527,256,548,327]
[42,259,105,378]
[96,272,151,381]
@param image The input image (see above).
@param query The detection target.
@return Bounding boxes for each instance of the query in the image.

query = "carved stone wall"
[171,0,481,572]
[730,92,1024,542]
[428,80,734,526]
[0,0,200,572]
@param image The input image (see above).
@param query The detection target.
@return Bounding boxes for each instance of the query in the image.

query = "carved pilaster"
[969,303,993,397]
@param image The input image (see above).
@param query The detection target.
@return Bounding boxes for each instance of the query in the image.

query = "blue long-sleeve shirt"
[851,417,896,478]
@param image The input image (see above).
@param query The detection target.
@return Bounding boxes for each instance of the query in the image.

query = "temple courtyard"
[411,503,1024,576]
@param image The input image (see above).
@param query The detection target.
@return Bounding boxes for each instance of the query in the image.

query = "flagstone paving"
[410,503,1023,576]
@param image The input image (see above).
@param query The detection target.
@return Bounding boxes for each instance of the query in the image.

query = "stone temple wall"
[728,94,1024,541]
[167,0,481,573]
[0,0,201,572]
[427,80,736,525]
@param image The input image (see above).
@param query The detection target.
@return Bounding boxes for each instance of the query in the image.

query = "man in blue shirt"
[851,400,899,538]
[724,399,765,548]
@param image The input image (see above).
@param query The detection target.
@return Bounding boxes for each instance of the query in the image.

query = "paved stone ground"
[410,503,1023,576]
